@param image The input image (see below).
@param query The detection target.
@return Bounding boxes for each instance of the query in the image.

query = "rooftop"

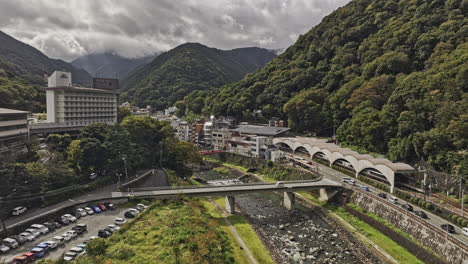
[0,108,30,115]
[231,125,290,136]
[44,86,119,94]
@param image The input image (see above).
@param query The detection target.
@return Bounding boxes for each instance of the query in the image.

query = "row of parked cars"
[96,204,147,239]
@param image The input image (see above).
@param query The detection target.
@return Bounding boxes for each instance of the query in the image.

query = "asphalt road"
[1,207,127,262]
[312,160,468,245]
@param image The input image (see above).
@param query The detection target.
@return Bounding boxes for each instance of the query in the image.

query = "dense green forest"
[181,0,467,174]
[120,43,276,110]
[0,30,92,111]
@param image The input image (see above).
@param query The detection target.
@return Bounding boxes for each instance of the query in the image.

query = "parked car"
[63,251,77,261]
[63,214,77,223]
[75,243,87,250]
[43,240,59,250]
[129,208,140,214]
[22,252,36,262]
[124,210,136,218]
[114,218,127,225]
[136,203,147,211]
[66,230,78,239]
[0,244,10,254]
[414,211,428,219]
[53,236,65,246]
[43,222,56,232]
[98,229,112,238]
[61,232,72,242]
[72,224,87,235]
[462,227,468,237]
[84,207,94,215]
[89,172,98,180]
[107,224,120,231]
[360,185,370,192]
[56,217,70,226]
[12,206,27,216]
[91,206,102,213]
[75,208,87,217]
[19,232,36,242]
[34,243,50,253]
[377,193,387,199]
[441,224,455,233]
[10,255,30,264]
[401,204,413,212]
[11,235,26,245]
[30,247,47,258]
[104,227,115,234]
[25,228,41,238]
[2,237,19,249]
[52,221,63,229]
[30,224,49,235]
[98,204,108,211]
[389,197,398,204]
[69,246,86,257]
[104,202,115,210]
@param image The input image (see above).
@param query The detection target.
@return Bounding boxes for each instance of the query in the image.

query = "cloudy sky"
[0,0,350,62]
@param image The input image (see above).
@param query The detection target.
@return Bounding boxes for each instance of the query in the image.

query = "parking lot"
[1,205,128,263]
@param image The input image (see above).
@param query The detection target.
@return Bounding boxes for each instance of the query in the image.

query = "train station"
[272,137,415,193]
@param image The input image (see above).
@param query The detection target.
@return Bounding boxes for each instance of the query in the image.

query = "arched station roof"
[272,137,414,188]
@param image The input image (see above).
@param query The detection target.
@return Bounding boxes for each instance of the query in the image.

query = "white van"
[462,227,468,237]
[31,224,49,235]
[389,197,398,204]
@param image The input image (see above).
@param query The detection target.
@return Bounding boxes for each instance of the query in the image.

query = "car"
[0,244,10,254]
[114,217,127,225]
[275,181,284,187]
[56,217,70,226]
[360,185,370,192]
[22,252,36,262]
[72,224,87,235]
[89,172,98,180]
[389,197,398,204]
[69,246,86,257]
[441,224,455,233]
[34,243,50,253]
[401,203,413,212]
[98,229,112,238]
[63,214,77,223]
[2,238,19,249]
[84,207,94,215]
[104,227,115,234]
[12,206,27,216]
[43,222,56,232]
[342,177,356,184]
[11,235,26,245]
[43,240,59,249]
[75,208,87,217]
[136,203,147,211]
[74,211,82,219]
[129,208,140,214]
[30,247,47,258]
[89,236,98,240]
[98,204,108,211]
[31,224,49,235]
[462,227,468,237]
[10,255,29,264]
[124,210,136,218]
[53,236,65,246]
[414,211,428,219]
[52,221,63,229]
[25,228,41,238]
[66,230,78,239]
[91,206,102,213]
[76,243,87,250]
[61,232,72,242]
[63,251,77,261]
[377,193,387,199]
[107,224,120,231]
[104,202,115,210]
[19,232,36,242]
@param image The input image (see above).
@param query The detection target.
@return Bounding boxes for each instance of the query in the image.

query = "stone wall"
[351,191,467,264]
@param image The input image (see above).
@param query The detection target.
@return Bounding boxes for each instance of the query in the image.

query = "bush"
[451,214,459,221]
[462,220,468,227]
[456,217,464,225]
[424,202,434,210]
[435,208,442,214]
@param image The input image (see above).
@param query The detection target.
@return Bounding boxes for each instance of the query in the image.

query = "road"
[313,160,468,245]
[1,207,127,263]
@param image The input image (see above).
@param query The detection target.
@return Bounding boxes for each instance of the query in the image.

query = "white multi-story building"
[0,108,30,156]
[45,71,118,127]
[177,121,192,142]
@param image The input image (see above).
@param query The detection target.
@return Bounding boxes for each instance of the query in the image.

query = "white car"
[53,236,65,246]
[31,224,49,235]
[62,232,72,241]
[64,251,77,261]
[463,227,468,237]
[43,240,59,249]
[19,232,36,241]
[0,244,10,254]
[84,207,94,215]
[275,181,284,187]
[389,197,398,204]
[129,208,140,214]
[12,206,27,216]
[89,236,98,240]
[70,246,86,257]
[63,214,77,222]
[76,243,87,249]
[2,238,19,249]
[114,218,127,225]
[76,208,87,217]
[107,224,120,231]
[136,203,148,211]
[66,230,78,239]
[25,228,41,237]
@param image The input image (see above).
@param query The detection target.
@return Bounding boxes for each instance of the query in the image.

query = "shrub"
[462,220,468,227]
[451,214,459,221]
[424,202,434,210]
[435,208,442,214]
[456,217,464,225]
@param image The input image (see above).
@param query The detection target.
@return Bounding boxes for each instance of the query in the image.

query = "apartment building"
[0,108,30,156]
[45,71,118,126]
[177,121,192,142]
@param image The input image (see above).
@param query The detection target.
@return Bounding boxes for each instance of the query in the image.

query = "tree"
[117,106,132,123]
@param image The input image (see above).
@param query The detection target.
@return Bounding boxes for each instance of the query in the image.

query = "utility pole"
[122,157,128,180]
[419,166,427,202]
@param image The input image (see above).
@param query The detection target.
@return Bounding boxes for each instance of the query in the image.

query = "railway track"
[431,193,468,215]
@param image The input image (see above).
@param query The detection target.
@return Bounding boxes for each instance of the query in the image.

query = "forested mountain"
[0,30,92,111]
[183,0,467,173]
[71,52,157,80]
[120,43,277,110]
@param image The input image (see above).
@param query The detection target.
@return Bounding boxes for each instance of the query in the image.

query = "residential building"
[165,106,177,116]
[0,108,30,156]
[177,121,192,142]
[45,71,118,127]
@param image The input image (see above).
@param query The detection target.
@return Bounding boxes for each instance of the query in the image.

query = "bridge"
[112,178,341,213]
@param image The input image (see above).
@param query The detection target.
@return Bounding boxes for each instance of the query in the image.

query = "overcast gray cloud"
[0,0,350,61]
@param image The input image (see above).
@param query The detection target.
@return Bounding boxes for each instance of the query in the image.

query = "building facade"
[0,108,30,157]
[45,71,118,127]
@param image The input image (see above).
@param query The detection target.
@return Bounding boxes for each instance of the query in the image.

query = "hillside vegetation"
[0,69,44,112]
[186,0,467,173]
[120,43,276,110]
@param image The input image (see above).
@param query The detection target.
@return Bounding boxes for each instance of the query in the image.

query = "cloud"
[0,0,350,61]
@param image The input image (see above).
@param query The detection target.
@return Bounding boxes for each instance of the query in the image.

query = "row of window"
[0,124,28,132]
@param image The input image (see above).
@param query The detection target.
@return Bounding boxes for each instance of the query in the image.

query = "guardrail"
[120,169,153,188]
[352,186,468,252]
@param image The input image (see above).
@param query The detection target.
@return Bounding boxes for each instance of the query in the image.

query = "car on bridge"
[440,224,455,233]
[414,211,428,219]
[463,227,468,236]
[275,181,285,187]
[401,204,413,212]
